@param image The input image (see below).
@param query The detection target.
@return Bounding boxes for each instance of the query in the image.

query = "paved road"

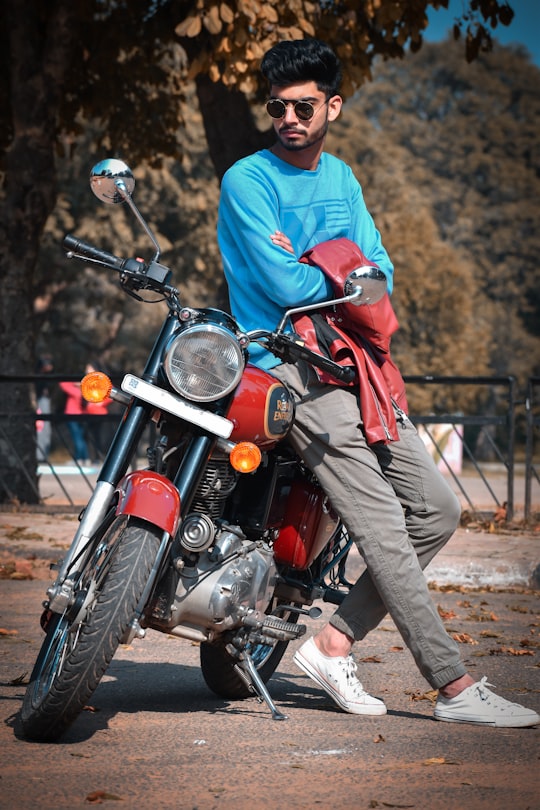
[1,583,538,810]
[0,513,539,810]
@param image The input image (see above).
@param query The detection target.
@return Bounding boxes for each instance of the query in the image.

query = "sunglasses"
[266,97,328,121]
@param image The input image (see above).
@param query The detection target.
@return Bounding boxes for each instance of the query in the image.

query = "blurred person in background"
[35,355,54,462]
[59,378,89,465]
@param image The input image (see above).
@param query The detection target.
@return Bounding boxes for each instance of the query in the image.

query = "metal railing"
[525,376,540,521]
[0,373,538,521]
[404,375,517,520]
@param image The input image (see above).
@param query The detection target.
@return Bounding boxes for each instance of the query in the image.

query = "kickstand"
[235,652,288,721]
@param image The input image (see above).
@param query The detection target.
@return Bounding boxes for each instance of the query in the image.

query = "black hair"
[260,39,342,97]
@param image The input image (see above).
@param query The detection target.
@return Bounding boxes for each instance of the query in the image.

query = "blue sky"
[425,0,540,66]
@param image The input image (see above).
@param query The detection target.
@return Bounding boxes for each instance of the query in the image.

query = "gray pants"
[272,361,466,690]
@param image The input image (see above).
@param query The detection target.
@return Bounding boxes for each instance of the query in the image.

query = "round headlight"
[164,324,244,402]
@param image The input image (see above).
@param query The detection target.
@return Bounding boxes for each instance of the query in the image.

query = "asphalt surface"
[0,511,538,810]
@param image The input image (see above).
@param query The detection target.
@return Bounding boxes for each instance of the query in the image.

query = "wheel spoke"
[21,517,160,742]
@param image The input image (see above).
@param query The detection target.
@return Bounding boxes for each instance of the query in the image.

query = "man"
[217,38,538,727]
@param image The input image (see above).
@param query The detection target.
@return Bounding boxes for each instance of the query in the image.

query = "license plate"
[121,374,234,439]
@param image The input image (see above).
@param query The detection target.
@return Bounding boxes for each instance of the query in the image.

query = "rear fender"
[115,470,181,536]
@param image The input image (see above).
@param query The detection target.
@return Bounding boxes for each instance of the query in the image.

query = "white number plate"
[121,374,234,439]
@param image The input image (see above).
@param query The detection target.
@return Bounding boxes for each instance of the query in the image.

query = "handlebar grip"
[312,354,356,383]
[273,334,356,384]
[63,234,126,270]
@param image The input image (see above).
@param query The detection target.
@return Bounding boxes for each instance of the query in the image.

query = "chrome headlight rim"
[164,323,245,402]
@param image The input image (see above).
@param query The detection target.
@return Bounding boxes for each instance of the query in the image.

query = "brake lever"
[267,332,356,384]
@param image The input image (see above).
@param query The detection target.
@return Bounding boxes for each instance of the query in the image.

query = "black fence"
[525,376,540,521]
[0,373,538,522]
[405,375,518,520]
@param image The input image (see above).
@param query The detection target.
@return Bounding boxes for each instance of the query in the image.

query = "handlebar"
[63,233,174,295]
[64,233,354,384]
[256,331,356,384]
[63,234,127,270]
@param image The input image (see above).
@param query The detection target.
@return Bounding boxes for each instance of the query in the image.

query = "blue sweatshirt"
[217,148,393,370]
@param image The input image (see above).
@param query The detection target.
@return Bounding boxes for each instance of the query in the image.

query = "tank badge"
[266,385,294,436]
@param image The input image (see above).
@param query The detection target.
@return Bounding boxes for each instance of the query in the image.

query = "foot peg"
[243,611,306,641]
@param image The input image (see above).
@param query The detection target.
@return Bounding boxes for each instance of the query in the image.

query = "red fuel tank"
[227,365,294,449]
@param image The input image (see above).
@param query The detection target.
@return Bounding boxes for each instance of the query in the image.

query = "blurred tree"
[348,39,540,390]
[0,0,516,502]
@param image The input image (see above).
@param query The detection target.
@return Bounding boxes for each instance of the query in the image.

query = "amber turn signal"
[229,441,262,473]
[81,371,113,403]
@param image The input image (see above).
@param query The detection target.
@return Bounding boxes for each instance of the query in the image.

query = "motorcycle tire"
[20,516,160,742]
[199,602,299,700]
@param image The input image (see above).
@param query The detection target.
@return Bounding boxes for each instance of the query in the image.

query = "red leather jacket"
[294,238,408,445]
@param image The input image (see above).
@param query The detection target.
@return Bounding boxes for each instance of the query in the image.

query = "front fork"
[47,432,214,616]
[46,481,117,613]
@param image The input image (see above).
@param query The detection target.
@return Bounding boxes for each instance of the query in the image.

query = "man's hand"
[270,230,295,255]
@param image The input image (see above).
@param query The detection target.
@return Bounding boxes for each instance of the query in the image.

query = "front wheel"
[21,517,161,742]
[200,601,300,700]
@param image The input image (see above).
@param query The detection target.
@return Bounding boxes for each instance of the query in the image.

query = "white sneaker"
[293,637,387,716]
[434,676,540,728]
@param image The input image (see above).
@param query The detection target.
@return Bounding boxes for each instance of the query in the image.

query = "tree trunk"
[194,76,275,310]
[195,75,274,181]
[0,0,79,504]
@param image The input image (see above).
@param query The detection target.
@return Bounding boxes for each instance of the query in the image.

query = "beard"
[276,118,329,152]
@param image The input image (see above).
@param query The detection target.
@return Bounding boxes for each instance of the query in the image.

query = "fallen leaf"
[438,605,457,620]
[422,756,460,766]
[0,562,16,579]
[360,655,383,663]
[479,630,502,638]
[0,628,18,636]
[389,646,404,652]
[5,527,43,541]
[489,647,534,656]
[382,804,415,808]
[11,571,35,580]
[373,733,385,743]
[468,610,499,622]
[428,582,468,593]
[85,790,123,803]
[407,689,438,703]
[451,632,478,645]
[369,802,415,809]
[8,672,28,685]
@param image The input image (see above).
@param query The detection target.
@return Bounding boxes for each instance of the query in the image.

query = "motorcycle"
[21,158,387,741]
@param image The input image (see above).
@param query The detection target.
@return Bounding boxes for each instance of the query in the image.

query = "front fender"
[115,471,181,536]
